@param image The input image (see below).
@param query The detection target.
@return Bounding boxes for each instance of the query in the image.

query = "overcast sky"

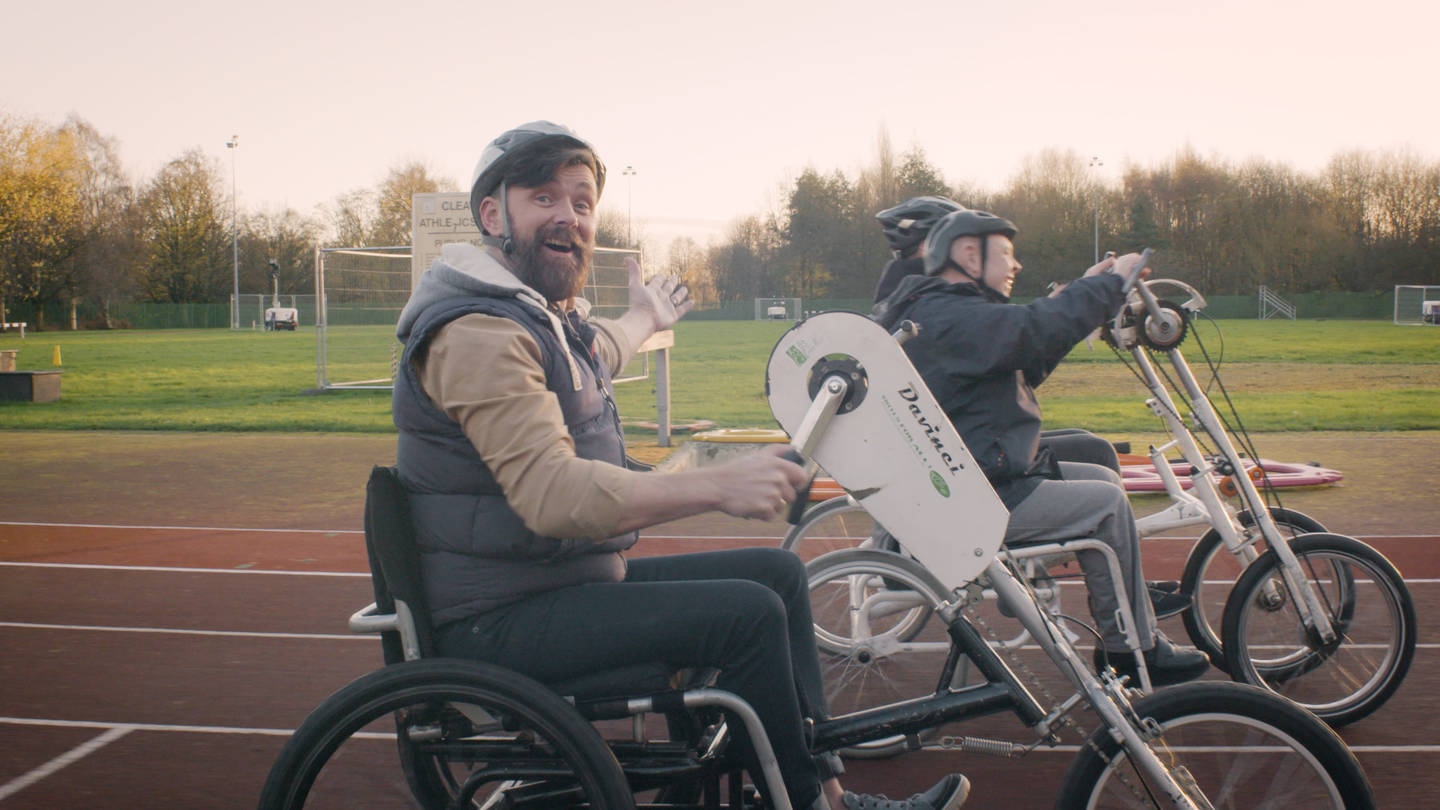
[5,0,1437,254]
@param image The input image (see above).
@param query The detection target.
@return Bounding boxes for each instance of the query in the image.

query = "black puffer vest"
[393,293,636,624]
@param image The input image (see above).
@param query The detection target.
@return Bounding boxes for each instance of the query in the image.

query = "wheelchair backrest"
[364,465,438,663]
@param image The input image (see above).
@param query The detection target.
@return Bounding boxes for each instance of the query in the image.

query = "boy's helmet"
[875,196,964,255]
[922,209,1019,276]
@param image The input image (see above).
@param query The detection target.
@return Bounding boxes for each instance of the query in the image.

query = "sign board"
[411,192,483,287]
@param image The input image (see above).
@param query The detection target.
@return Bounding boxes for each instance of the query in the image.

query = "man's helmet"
[875,196,964,255]
[922,208,1019,276]
[468,121,606,252]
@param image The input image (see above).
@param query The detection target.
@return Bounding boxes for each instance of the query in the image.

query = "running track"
[1,518,1436,808]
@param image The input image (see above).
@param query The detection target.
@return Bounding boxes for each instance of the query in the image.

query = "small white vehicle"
[265,307,299,331]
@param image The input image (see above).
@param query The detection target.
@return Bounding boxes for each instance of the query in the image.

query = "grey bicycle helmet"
[875,196,964,255]
[922,208,1019,276]
[468,121,606,253]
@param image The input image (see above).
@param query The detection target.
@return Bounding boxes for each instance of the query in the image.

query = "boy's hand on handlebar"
[1082,254,1118,278]
[710,446,809,521]
[1109,252,1150,283]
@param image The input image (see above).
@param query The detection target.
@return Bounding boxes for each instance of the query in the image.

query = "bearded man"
[390,122,969,810]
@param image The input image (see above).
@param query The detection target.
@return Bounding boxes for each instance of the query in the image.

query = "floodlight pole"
[1089,156,1102,264]
[622,165,637,248]
[227,135,240,329]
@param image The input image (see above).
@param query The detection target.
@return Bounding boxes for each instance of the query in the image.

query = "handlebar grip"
[781,449,815,525]
[1121,248,1154,293]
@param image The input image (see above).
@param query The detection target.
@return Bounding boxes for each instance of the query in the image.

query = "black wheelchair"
[258,466,788,809]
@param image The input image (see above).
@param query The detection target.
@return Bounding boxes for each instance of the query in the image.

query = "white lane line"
[0,562,367,577]
[0,520,358,534]
[0,726,132,801]
[0,621,368,641]
[0,716,386,739]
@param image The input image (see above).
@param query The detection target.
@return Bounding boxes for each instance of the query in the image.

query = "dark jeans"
[435,546,834,808]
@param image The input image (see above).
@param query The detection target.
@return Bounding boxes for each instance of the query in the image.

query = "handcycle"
[257,301,1376,809]
[780,259,1415,728]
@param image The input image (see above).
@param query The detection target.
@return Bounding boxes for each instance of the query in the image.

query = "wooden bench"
[0,368,60,402]
[0,322,27,338]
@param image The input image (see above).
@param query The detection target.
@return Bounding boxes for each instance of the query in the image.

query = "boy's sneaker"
[842,774,970,810]
[1149,585,1191,619]
[1096,637,1210,686]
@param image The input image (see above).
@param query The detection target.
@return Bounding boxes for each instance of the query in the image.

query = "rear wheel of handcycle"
[805,549,954,759]
[1057,681,1375,809]
[786,497,932,645]
[1178,507,1327,670]
[1221,532,1415,727]
[257,658,634,809]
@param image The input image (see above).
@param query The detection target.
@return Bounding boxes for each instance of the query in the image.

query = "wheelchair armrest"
[348,601,424,661]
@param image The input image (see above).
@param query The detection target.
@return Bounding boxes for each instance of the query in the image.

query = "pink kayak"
[1119,456,1343,493]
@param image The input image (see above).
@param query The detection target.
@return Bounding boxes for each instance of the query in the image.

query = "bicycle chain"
[962,576,1159,806]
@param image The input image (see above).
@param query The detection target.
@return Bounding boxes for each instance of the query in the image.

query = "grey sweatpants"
[1004,461,1157,652]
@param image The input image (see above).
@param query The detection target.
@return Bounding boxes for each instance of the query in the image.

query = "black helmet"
[468,121,606,252]
[875,196,964,255]
[922,209,1019,276]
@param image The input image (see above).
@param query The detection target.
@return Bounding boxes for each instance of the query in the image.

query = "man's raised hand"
[627,256,694,332]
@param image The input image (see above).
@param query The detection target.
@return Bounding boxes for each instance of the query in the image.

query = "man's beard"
[511,223,593,304]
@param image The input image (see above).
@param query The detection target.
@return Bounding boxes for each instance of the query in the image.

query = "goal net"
[315,246,412,390]
[1393,285,1440,326]
[315,245,646,390]
[232,294,315,329]
[755,297,802,321]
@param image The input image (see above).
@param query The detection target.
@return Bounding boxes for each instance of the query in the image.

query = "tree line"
[666,133,1440,306]
[3,112,1436,329]
[0,111,460,329]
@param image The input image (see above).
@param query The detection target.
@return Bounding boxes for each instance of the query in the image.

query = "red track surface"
[2,430,1438,808]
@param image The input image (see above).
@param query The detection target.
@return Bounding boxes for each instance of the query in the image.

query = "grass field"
[1,318,1436,436]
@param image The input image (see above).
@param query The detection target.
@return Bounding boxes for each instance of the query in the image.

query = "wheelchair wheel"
[782,496,876,562]
[805,549,953,759]
[258,659,634,809]
[1178,507,1327,670]
[1221,532,1415,727]
[1057,681,1374,809]
[787,497,931,645]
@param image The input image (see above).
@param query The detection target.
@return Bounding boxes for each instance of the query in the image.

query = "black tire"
[1221,532,1415,727]
[258,659,634,809]
[1057,681,1374,809]
[805,549,953,759]
[1179,507,1327,670]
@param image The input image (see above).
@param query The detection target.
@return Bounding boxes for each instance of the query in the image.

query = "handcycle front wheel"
[258,658,634,809]
[1178,506,1327,670]
[1058,681,1374,809]
[1221,532,1416,727]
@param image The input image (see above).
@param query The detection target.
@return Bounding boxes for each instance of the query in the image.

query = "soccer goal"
[315,245,649,391]
[755,297,802,321]
[315,246,412,390]
[232,294,315,329]
[1394,285,1440,326]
